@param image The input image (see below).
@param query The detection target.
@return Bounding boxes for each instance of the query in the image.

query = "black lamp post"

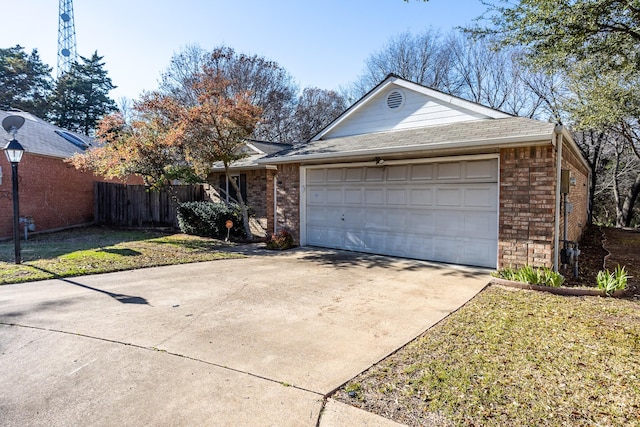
[4,139,24,264]
[2,115,26,265]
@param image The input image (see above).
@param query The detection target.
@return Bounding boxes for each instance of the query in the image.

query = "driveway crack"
[0,321,323,397]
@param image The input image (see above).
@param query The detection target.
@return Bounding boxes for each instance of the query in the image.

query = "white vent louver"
[386,90,404,110]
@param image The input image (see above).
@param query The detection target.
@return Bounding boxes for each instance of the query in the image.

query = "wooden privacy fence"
[94,182,207,227]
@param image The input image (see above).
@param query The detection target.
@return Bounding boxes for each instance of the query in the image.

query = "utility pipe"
[553,126,564,272]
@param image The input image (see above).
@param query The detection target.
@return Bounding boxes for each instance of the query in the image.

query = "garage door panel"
[345,231,366,251]
[387,165,409,181]
[435,188,462,207]
[466,159,498,180]
[410,188,433,206]
[432,238,464,264]
[465,186,498,209]
[408,212,435,234]
[387,188,407,205]
[463,240,497,267]
[307,188,326,204]
[345,189,362,204]
[464,212,497,239]
[305,159,498,268]
[386,211,408,232]
[434,211,464,236]
[325,189,342,204]
[365,189,384,205]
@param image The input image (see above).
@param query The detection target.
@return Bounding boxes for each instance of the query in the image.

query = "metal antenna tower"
[57,0,78,78]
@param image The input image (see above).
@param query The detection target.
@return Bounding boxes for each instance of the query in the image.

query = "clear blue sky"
[4,0,488,102]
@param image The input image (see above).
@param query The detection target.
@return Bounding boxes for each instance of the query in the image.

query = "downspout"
[553,125,564,272]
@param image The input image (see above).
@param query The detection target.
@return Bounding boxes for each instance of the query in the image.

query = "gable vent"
[386,90,404,110]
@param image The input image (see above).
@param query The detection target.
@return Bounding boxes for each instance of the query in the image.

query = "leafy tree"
[470,0,640,226]
[0,45,53,117]
[160,44,348,143]
[49,52,117,135]
[475,0,640,76]
[160,45,296,143]
[70,66,262,238]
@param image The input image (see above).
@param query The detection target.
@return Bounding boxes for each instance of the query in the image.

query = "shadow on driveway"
[29,265,150,305]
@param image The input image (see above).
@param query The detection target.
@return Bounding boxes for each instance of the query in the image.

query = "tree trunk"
[619,172,640,227]
[225,166,253,240]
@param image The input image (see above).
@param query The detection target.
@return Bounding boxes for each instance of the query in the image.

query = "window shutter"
[240,174,247,203]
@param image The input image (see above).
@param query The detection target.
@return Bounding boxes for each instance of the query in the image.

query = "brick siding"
[272,163,300,242]
[498,146,556,269]
[0,154,96,238]
[560,140,590,244]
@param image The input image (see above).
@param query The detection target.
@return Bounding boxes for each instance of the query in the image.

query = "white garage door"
[304,158,498,268]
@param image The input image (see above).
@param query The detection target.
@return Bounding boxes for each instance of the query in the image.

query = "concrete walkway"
[0,247,490,426]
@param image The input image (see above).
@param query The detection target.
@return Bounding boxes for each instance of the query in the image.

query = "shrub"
[265,229,295,250]
[493,265,565,287]
[596,265,629,296]
[176,201,245,239]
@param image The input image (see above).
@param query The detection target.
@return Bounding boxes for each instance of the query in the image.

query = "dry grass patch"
[334,286,640,426]
[0,227,242,284]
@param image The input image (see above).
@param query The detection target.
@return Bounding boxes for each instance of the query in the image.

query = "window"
[219,174,247,203]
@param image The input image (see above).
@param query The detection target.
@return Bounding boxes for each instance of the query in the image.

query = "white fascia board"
[244,142,266,155]
[258,133,553,164]
[393,79,512,119]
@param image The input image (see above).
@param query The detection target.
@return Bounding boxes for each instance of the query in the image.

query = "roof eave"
[257,133,554,165]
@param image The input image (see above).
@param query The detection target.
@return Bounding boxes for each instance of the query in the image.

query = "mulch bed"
[562,224,639,297]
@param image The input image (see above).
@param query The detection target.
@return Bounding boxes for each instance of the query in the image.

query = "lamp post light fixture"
[2,115,26,264]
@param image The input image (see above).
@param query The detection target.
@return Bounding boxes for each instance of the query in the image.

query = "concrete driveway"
[0,247,490,426]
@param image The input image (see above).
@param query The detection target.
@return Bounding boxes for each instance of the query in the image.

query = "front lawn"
[0,227,241,284]
[333,286,640,426]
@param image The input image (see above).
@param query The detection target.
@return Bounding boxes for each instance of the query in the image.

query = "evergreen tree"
[0,45,53,117]
[50,52,117,135]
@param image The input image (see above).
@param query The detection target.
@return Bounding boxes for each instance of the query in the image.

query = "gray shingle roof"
[0,110,93,159]
[262,117,557,163]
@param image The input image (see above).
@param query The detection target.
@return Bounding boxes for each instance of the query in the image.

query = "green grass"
[0,227,242,284]
[334,286,640,426]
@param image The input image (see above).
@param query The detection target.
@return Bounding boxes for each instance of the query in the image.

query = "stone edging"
[490,277,626,297]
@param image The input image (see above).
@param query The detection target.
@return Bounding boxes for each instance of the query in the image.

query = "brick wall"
[273,163,300,242]
[209,170,269,230]
[560,140,590,243]
[0,153,95,238]
[499,146,557,269]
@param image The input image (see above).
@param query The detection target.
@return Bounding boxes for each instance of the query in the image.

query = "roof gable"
[313,75,511,141]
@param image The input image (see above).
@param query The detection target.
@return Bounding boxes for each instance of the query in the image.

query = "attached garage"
[260,75,591,271]
[302,157,498,267]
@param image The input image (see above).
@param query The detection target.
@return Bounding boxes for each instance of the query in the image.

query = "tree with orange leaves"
[69,66,262,238]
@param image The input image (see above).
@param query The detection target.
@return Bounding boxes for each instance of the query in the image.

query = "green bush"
[176,201,245,239]
[596,265,629,296]
[493,265,565,287]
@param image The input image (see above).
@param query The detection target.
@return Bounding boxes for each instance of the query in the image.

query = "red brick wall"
[499,146,557,269]
[561,141,590,243]
[208,170,269,230]
[273,163,300,242]
[0,154,95,238]
[0,153,142,238]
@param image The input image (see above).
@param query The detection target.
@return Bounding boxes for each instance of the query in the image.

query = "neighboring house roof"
[0,110,92,159]
[211,140,290,171]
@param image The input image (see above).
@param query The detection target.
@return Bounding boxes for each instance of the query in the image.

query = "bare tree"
[291,87,348,141]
